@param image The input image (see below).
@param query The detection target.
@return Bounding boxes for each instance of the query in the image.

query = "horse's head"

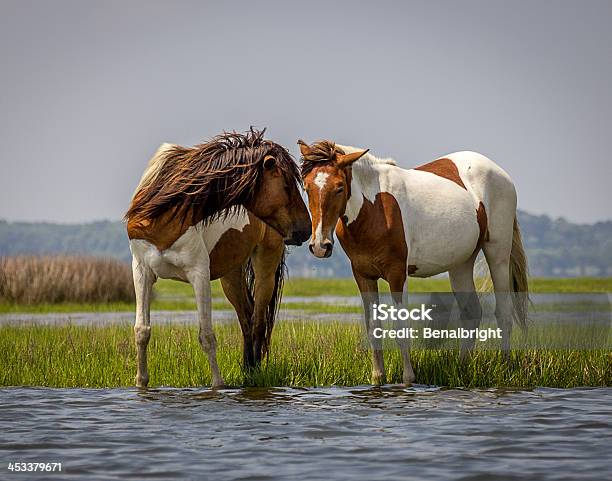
[248,142,311,246]
[299,139,369,258]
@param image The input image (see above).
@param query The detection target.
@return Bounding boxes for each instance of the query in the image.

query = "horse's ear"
[336,149,369,168]
[263,155,276,170]
[297,140,311,157]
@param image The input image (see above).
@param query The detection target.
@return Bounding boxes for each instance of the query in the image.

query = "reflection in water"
[1,386,611,480]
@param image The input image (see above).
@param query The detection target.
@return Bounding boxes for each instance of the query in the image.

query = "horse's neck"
[344,163,383,224]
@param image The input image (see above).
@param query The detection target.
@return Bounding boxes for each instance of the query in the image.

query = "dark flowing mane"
[298,140,345,177]
[125,128,300,226]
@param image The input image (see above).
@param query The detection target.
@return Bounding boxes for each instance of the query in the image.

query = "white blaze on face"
[312,172,330,246]
[314,171,329,190]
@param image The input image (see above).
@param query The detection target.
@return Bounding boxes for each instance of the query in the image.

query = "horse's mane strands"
[125,128,300,227]
[335,144,397,167]
[300,140,395,177]
[300,140,340,177]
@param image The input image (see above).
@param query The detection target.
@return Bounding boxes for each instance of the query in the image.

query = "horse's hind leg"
[220,267,255,369]
[480,204,515,354]
[389,273,416,385]
[132,257,155,387]
[449,257,482,360]
[483,244,513,353]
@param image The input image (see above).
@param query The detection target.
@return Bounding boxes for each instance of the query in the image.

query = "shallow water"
[2,293,609,327]
[1,386,610,480]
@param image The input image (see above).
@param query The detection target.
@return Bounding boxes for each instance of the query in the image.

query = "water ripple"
[0,386,610,480]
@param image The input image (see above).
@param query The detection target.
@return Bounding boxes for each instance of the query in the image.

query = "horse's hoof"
[371,371,385,386]
[211,380,228,390]
[403,373,416,386]
[135,375,149,388]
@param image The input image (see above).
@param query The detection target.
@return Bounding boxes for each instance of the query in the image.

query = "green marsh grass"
[1,277,610,314]
[1,322,609,388]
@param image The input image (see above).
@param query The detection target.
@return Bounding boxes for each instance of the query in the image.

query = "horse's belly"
[404,196,480,277]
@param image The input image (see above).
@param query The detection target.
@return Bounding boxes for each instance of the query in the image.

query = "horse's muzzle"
[309,240,333,258]
[285,229,310,246]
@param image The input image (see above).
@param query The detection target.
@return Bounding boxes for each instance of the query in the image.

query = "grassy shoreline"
[1,277,610,314]
[1,322,610,389]
[2,277,609,389]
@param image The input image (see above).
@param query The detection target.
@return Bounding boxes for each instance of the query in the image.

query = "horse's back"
[442,151,516,199]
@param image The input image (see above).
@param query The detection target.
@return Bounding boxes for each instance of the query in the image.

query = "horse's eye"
[336,186,344,194]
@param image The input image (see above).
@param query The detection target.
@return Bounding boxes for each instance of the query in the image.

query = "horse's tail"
[124,143,175,221]
[510,216,529,330]
[245,248,286,359]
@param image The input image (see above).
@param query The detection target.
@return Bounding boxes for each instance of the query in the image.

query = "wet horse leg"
[251,242,284,365]
[353,269,385,385]
[389,273,416,385]
[188,260,224,388]
[132,258,155,388]
[449,257,482,361]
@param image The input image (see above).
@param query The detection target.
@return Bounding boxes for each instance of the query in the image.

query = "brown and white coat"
[301,141,528,385]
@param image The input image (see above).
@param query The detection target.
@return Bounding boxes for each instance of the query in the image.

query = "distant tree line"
[1,211,610,278]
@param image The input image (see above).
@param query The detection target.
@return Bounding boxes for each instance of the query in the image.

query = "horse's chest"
[337,192,408,279]
[206,220,262,279]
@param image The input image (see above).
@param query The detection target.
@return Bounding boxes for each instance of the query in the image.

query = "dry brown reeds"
[0,256,135,304]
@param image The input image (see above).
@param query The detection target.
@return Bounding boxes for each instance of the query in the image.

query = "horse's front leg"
[353,269,385,385]
[132,256,155,388]
[220,267,255,369]
[189,259,224,389]
[251,242,284,365]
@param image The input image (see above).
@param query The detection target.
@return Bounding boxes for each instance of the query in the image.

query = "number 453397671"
[8,462,62,472]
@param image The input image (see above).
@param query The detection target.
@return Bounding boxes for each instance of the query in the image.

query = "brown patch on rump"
[472,201,489,256]
[414,158,467,190]
[127,207,192,251]
[336,192,408,289]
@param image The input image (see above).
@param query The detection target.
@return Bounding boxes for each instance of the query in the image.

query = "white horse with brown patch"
[125,130,310,388]
[299,139,528,385]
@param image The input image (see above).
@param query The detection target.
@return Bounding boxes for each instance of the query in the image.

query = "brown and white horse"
[125,130,310,388]
[299,139,528,385]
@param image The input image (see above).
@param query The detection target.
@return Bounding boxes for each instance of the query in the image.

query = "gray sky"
[1,0,611,223]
